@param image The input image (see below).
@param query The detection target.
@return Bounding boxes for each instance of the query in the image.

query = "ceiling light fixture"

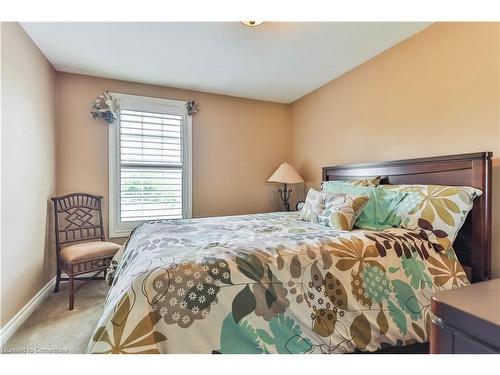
[241,21,264,27]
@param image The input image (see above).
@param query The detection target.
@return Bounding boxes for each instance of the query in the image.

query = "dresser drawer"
[431,314,500,354]
[453,331,498,354]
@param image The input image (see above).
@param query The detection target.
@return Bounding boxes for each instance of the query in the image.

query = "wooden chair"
[52,193,121,310]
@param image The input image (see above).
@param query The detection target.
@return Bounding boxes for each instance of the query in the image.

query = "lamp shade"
[267,163,304,184]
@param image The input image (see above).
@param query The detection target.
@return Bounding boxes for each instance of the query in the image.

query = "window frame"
[108,93,192,238]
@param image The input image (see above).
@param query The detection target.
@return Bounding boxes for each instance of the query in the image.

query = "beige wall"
[289,23,500,277]
[56,73,290,242]
[1,23,57,326]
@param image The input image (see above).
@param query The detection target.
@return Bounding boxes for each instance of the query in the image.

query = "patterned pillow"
[321,176,381,189]
[317,194,370,231]
[381,184,482,249]
[321,182,408,230]
[299,188,329,223]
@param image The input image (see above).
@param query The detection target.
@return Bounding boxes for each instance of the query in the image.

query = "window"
[109,93,192,237]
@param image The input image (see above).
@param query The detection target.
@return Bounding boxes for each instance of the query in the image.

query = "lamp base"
[278,183,292,211]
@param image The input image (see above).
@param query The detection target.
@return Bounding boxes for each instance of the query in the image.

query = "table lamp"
[267,163,304,211]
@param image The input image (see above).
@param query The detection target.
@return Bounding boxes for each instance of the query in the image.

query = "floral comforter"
[87,212,468,354]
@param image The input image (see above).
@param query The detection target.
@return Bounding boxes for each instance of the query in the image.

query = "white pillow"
[299,188,329,223]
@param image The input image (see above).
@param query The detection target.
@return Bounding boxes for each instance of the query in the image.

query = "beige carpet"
[2,280,108,354]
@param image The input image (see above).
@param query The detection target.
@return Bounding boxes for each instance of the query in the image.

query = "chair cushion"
[60,241,121,264]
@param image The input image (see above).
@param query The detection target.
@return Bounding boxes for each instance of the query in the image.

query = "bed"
[87,152,492,354]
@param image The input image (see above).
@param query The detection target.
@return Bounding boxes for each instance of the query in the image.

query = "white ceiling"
[21,22,431,103]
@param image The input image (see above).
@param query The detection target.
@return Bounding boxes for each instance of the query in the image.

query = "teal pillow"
[322,183,408,230]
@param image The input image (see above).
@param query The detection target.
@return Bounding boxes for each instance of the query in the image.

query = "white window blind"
[109,94,192,237]
[120,109,183,221]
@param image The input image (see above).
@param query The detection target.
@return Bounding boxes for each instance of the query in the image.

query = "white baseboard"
[0,277,56,347]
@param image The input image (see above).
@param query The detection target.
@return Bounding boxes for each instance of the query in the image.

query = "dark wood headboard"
[322,152,492,283]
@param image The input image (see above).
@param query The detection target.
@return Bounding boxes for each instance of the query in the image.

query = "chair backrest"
[52,193,105,251]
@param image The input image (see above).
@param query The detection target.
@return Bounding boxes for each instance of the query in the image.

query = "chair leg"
[69,269,75,310]
[54,264,62,293]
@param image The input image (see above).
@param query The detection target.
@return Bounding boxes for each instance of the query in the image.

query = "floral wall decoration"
[186,100,200,116]
[91,91,120,124]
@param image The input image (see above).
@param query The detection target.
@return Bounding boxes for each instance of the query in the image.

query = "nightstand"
[430,279,500,353]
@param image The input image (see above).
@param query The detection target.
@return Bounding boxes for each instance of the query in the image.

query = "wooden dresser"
[430,279,500,353]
